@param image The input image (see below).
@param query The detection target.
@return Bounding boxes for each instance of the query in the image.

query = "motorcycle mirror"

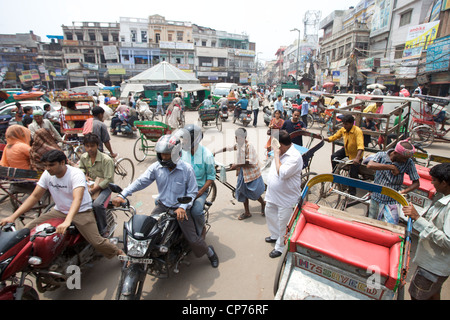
[177,197,192,204]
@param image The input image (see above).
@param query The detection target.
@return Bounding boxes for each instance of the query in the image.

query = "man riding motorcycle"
[176,125,216,237]
[0,150,124,259]
[112,134,219,268]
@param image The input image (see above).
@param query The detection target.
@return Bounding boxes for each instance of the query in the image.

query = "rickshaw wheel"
[216,116,222,132]
[133,138,150,162]
[115,158,135,189]
[273,246,289,296]
[410,125,434,148]
[306,114,314,129]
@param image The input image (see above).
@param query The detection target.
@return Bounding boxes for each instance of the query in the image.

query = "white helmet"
[155,135,182,169]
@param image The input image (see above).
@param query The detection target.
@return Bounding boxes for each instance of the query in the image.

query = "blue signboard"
[426,35,450,72]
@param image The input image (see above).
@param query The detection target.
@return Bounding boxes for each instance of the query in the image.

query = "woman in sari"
[30,128,62,172]
[0,125,32,170]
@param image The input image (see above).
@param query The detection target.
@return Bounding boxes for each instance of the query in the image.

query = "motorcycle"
[0,184,130,300]
[233,107,252,127]
[220,105,228,121]
[263,106,272,126]
[115,196,212,300]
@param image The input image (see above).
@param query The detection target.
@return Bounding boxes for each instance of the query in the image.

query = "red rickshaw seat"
[290,207,403,290]
[403,170,435,199]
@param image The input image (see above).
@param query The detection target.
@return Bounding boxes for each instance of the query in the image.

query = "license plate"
[118,255,153,264]
[410,193,426,208]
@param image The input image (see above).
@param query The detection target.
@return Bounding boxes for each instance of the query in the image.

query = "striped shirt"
[236,141,261,183]
[371,150,420,204]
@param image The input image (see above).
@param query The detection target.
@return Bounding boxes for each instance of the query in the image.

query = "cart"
[0,167,53,226]
[55,95,95,138]
[274,174,412,300]
[198,106,222,132]
[409,94,450,147]
[133,121,173,162]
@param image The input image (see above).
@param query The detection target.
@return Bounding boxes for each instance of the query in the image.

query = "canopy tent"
[121,61,201,98]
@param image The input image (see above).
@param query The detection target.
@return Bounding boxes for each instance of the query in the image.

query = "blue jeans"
[191,190,208,236]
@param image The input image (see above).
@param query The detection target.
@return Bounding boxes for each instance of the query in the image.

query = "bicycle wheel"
[216,116,222,132]
[410,125,435,148]
[306,114,314,129]
[133,137,149,162]
[115,158,135,189]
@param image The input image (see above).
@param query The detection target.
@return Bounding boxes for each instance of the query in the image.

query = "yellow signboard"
[404,21,440,51]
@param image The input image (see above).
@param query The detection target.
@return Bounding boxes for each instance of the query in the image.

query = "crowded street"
[0,105,448,300]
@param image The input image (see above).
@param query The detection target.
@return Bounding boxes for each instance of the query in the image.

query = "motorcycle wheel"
[116,264,146,300]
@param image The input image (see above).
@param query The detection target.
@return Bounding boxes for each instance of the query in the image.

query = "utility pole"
[291,28,301,85]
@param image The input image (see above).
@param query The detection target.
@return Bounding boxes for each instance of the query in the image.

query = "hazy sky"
[1,0,359,61]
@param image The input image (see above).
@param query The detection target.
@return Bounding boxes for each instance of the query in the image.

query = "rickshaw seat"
[290,207,403,290]
[403,174,436,199]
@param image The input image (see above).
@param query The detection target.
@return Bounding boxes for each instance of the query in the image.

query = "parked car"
[0,101,61,125]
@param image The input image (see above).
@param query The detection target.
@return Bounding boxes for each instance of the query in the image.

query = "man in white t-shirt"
[264,130,303,258]
[0,150,123,259]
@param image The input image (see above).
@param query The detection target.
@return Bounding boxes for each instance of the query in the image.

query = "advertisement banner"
[403,21,440,55]
[425,35,450,72]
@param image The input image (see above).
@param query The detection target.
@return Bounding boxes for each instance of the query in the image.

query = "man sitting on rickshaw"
[366,140,420,225]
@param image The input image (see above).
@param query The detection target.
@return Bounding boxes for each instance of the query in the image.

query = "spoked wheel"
[133,138,150,162]
[306,114,314,129]
[10,184,52,226]
[115,158,135,190]
[216,116,223,132]
[410,125,435,148]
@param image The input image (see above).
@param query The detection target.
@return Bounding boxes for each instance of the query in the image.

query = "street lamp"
[290,28,301,85]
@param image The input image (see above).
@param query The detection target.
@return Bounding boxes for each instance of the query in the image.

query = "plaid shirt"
[235,141,261,183]
[371,150,420,204]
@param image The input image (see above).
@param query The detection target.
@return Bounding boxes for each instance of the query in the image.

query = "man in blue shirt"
[112,134,219,268]
[301,97,311,127]
[274,95,284,114]
[178,125,216,237]
[234,95,249,120]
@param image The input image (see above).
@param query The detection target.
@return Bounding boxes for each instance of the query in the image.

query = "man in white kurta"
[264,130,303,258]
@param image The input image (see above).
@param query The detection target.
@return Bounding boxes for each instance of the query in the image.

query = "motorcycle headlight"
[126,236,151,258]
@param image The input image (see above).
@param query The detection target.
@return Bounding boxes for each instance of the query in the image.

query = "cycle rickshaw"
[274,174,413,300]
[198,105,222,132]
[133,121,173,162]
[409,94,450,147]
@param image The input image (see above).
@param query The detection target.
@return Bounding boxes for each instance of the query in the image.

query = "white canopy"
[128,61,200,84]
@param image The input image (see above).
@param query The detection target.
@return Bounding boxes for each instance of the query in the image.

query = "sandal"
[238,213,252,220]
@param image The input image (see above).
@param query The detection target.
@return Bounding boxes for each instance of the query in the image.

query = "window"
[155,33,160,44]
[131,30,137,43]
[177,31,183,41]
[211,41,216,48]
[76,33,84,41]
[399,10,412,27]
[141,31,148,43]
[102,33,109,42]
[395,44,404,59]
[89,33,96,41]
[218,58,226,67]
[168,33,173,41]
[66,33,73,40]
[199,57,213,67]
[202,41,207,47]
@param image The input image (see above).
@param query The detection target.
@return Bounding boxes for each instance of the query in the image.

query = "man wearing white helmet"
[112,134,219,268]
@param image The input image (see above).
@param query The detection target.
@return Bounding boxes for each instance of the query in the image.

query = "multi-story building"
[36,37,65,89]
[0,31,41,88]
[119,15,195,78]
[319,4,371,91]
[193,25,256,84]
[61,21,120,87]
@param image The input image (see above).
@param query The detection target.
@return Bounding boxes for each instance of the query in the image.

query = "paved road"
[0,107,448,300]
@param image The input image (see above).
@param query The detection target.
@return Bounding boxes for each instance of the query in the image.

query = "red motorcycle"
[0,184,132,300]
